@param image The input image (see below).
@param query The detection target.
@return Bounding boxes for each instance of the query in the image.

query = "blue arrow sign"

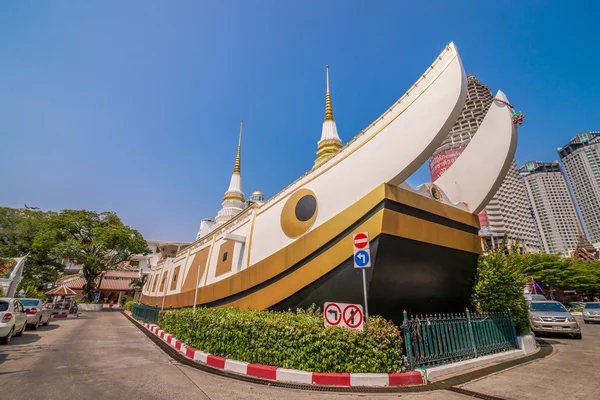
[354,250,370,268]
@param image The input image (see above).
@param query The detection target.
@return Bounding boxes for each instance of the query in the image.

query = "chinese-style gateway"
[142,43,518,324]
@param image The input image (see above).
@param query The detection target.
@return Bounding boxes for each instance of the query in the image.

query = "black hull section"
[272,234,478,325]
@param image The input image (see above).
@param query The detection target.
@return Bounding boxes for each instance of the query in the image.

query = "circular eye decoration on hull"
[429,184,442,201]
[281,188,318,238]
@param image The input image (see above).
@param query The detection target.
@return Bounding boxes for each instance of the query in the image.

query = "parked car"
[529,300,581,339]
[20,298,52,329]
[524,294,546,305]
[52,300,78,315]
[0,298,28,344]
[583,302,600,324]
[561,301,584,312]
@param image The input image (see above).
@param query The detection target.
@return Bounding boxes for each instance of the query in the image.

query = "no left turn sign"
[324,302,342,326]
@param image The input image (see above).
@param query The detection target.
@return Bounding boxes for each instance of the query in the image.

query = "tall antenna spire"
[324,65,334,121]
[234,120,242,174]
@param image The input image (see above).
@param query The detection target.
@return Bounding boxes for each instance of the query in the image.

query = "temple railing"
[132,303,161,325]
[403,309,518,369]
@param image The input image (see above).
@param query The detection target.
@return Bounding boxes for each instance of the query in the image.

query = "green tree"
[129,274,148,293]
[512,251,600,296]
[16,281,47,299]
[0,208,47,257]
[0,207,63,287]
[34,210,150,301]
[471,242,530,336]
[566,261,600,291]
[521,256,572,299]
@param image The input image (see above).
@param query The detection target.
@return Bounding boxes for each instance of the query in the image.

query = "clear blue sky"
[2,1,599,241]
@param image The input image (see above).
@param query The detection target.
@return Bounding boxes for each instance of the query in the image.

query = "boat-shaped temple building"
[141,43,519,324]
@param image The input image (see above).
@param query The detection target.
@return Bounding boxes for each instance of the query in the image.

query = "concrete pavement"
[0,312,598,399]
[457,316,600,399]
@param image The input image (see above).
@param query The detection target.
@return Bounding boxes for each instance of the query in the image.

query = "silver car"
[529,300,582,339]
[20,298,52,329]
[583,302,600,324]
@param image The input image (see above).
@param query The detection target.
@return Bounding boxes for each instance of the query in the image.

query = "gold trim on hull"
[143,184,480,308]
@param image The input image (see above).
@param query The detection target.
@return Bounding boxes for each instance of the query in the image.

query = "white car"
[0,298,28,344]
[20,298,53,329]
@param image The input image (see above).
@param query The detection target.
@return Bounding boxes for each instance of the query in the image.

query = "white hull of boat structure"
[142,42,512,319]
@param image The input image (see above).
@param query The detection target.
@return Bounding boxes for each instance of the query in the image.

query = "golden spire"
[314,65,342,169]
[221,120,245,204]
[233,120,242,174]
[324,65,334,121]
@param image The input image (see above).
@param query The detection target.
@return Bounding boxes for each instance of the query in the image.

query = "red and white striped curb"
[137,321,424,387]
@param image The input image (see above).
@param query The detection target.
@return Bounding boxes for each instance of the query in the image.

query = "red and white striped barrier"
[138,321,424,387]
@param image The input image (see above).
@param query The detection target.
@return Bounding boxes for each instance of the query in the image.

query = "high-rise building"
[558,132,600,243]
[519,161,581,255]
[429,74,539,252]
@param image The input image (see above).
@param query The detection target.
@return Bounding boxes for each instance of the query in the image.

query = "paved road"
[458,316,600,399]
[0,312,598,400]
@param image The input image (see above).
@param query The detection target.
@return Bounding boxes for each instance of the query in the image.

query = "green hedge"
[158,306,405,373]
[125,300,139,312]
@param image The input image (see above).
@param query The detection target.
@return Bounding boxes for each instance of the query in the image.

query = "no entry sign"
[353,232,369,249]
[324,302,364,331]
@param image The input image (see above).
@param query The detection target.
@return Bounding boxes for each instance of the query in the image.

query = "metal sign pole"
[353,232,371,324]
[362,268,369,322]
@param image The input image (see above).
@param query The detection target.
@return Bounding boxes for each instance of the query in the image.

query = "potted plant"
[76,298,104,312]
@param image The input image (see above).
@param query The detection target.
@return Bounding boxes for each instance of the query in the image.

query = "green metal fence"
[403,310,518,369]
[132,303,161,325]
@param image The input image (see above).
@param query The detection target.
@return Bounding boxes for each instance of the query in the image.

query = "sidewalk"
[101,304,125,311]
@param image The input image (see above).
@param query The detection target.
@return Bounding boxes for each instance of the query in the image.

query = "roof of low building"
[46,285,78,296]
[105,271,141,278]
[0,258,16,279]
[99,279,135,291]
[63,275,137,291]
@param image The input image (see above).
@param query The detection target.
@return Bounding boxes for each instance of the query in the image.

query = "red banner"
[478,209,490,229]
[429,148,466,182]
[429,147,490,229]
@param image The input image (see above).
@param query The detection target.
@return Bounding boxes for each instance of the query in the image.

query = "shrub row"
[125,300,139,311]
[158,306,405,373]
